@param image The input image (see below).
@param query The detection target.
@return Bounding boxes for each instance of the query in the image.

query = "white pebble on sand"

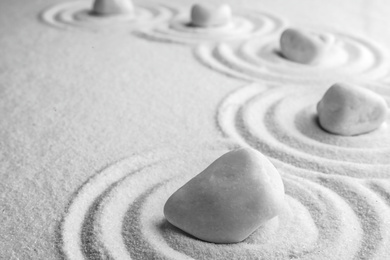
[92,0,134,16]
[317,82,388,136]
[164,148,286,244]
[280,28,336,65]
[190,3,232,27]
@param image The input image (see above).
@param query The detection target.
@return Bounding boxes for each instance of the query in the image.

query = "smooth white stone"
[164,148,286,243]
[317,83,388,136]
[190,4,232,28]
[92,0,134,16]
[280,28,335,65]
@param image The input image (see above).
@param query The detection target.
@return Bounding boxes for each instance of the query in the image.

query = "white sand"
[218,82,390,178]
[2,0,390,259]
[195,33,390,83]
[58,150,390,259]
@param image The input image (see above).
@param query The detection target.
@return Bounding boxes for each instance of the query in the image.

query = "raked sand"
[2,0,390,259]
[60,150,390,259]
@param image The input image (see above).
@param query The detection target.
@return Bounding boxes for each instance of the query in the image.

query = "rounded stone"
[280,28,335,65]
[317,82,388,136]
[92,0,134,16]
[190,4,232,28]
[164,148,286,243]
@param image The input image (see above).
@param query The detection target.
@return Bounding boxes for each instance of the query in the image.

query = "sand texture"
[58,150,390,260]
[2,0,390,259]
[195,32,390,83]
[217,82,390,178]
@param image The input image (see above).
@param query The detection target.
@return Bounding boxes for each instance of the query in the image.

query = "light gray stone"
[190,4,232,28]
[280,28,335,65]
[164,148,286,243]
[92,0,133,16]
[317,83,388,136]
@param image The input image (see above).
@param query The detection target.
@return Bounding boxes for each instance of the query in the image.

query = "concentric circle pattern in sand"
[40,1,173,30]
[217,83,390,178]
[133,8,286,45]
[195,32,389,82]
[60,150,390,259]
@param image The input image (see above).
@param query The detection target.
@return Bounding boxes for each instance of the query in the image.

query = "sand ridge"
[2,0,390,258]
[59,150,390,259]
[217,82,390,178]
[133,8,286,45]
[41,0,173,30]
[195,32,390,83]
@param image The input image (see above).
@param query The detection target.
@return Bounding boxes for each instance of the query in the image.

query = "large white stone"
[317,83,388,136]
[92,0,134,16]
[164,148,286,243]
[190,4,232,28]
[280,28,335,65]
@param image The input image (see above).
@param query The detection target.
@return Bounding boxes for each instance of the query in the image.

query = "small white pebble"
[92,0,134,16]
[280,28,335,65]
[164,148,286,243]
[190,3,232,28]
[317,82,388,136]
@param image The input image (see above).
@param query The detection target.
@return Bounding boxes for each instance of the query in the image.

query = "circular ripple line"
[286,174,390,260]
[134,8,286,45]
[61,150,390,259]
[217,83,390,178]
[195,32,390,82]
[141,173,359,260]
[106,156,390,259]
[40,1,174,30]
[95,150,229,259]
[60,151,173,260]
[97,161,188,259]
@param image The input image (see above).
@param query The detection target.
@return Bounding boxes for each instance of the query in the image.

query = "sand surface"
[1,0,390,259]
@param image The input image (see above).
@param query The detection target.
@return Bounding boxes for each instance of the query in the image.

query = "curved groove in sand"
[195,32,389,82]
[40,1,173,30]
[60,151,390,259]
[217,83,390,178]
[60,151,172,260]
[133,8,286,45]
